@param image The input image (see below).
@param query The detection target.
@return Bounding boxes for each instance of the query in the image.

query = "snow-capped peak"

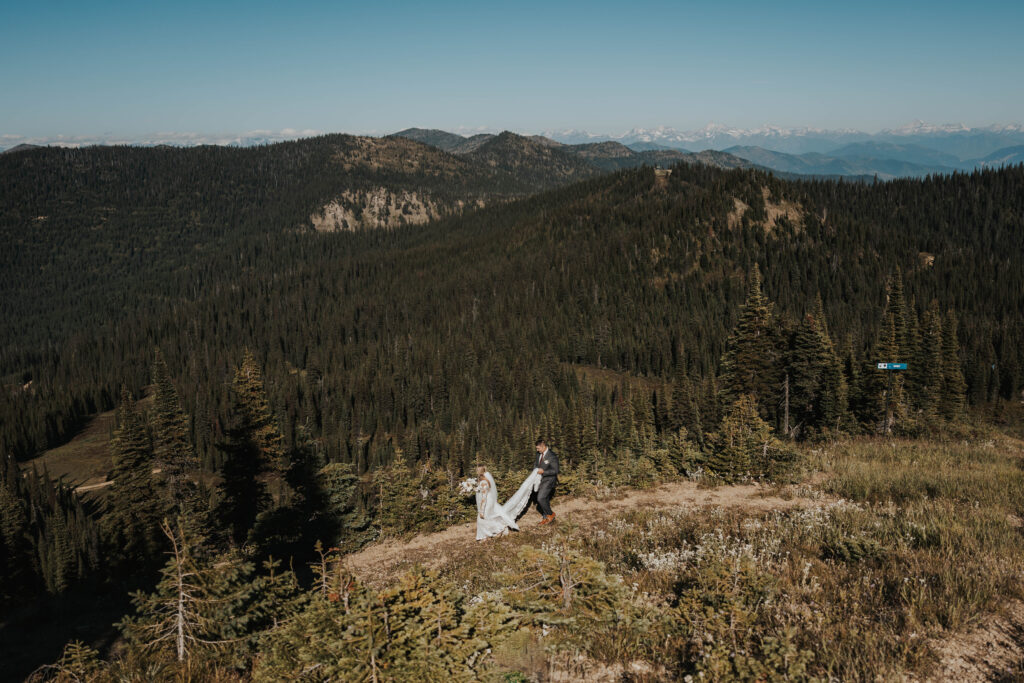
[981,122,1024,133]
[883,120,971,135]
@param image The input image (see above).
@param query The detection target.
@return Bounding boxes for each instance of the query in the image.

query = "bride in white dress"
[475,465,541,541]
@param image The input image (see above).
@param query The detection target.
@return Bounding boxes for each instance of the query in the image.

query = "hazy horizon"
[4,118,1024,151]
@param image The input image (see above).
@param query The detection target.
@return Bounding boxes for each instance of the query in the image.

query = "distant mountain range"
[542,121,1024,159]
[715,140,1024,180]
[719,146,952,181]
[0,129,326,151]
[391,127,1024,181]
[533,122,1024,179]
[390,128,760,175]
[6,121,1023,180]
[974,145,1024,168]
[0,131,762,243]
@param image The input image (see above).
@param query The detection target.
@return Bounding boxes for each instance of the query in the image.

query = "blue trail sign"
[876,362,908,370]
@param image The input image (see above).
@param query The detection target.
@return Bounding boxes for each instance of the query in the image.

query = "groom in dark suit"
[533,439,559,525]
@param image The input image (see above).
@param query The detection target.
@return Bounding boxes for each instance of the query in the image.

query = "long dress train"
[475,470,541,541]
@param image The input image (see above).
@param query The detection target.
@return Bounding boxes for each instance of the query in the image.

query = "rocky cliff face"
[311,188,445,232]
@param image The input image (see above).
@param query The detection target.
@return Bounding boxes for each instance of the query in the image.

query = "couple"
[475,439,559,541]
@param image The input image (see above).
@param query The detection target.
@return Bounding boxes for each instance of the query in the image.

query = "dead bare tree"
[124,520,244,663]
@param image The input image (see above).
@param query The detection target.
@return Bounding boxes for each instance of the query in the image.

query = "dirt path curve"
[75,479,114,492]
[907,600,1024,682]
[344,480,819,581]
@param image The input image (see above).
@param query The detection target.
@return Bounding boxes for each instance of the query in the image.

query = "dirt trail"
[344,480,818,581]
[75,479,114,492]
[339,474,1024,682]
[909,600,1024,682]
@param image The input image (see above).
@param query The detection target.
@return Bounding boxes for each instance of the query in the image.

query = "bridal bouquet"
[457,477,479,496]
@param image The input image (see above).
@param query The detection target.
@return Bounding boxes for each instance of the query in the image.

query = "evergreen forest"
[1,140,1023,680]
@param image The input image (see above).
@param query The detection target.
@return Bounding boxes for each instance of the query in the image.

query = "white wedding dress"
[476,470,541,541]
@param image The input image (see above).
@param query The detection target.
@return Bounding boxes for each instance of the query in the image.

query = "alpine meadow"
[3,2,1024,680]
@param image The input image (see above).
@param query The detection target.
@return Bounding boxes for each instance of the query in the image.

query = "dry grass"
[345,435,1024,680]
[23,408,116,490]
[21,393,160,495]
[343,477,817,586]
[24,402,1024,680]
[815,437,1024,509]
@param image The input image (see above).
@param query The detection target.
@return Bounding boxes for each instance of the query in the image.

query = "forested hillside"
[3,159,1022,468]
[2,155,1024,678]
[0,134,612,461]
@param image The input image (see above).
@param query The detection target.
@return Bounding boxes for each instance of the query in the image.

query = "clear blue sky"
[1,0,1022,139]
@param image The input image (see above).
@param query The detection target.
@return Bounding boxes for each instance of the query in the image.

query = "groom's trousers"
[536,476,557,517]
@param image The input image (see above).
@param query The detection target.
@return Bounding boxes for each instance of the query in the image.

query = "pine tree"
[419,461,468,529]
[786,314,826,438]
[498,538,629,628]
[205,554,307,670]
[630,387,655,431]
[813,294,830,339]
[818,342,849,434]
[800,297,847,435]
[703,375,722,428]
[982,339,1000,404]
[600,409,617,454]
[255,566,514,681]
[577,391,599,457]
[840,334,865,424]
[215,432,270,547]
[653,385,670,433]
[670,362,703,444]
[613,393,633,447]
[118,520,288,663]
[318,462,373,553]
[150,349,198,510]
[373,448,422,537]
[865,314,909,434]
[0,455,31,603]
[5,463,101,600]
[53,640,104,681]
[104,386,164,563]
[941,309,968,420]
[214,351,284,545]
[232,350,286,471]
[720,265,781,416]
[706,395,772,481]
[249,436,321,556]
[906,300,925,401]
[887,270,911,357]
[665,428,702,474]
[818,316,847,434]
[918,300,944,419]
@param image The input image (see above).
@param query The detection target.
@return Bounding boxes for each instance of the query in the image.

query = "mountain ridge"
[391,128,761,175]
[8,121,1023,159]
[723,145,958,180]
[971,145,1024,168]
[392,125,1024,179]
[542,121,1024,159]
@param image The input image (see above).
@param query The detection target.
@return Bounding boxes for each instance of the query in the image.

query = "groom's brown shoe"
[538,513,556,526]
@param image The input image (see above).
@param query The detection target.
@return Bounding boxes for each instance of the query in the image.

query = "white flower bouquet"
[457,477,479,496]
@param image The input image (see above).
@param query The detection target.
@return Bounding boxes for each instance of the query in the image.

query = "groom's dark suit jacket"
[535,449,559,479]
